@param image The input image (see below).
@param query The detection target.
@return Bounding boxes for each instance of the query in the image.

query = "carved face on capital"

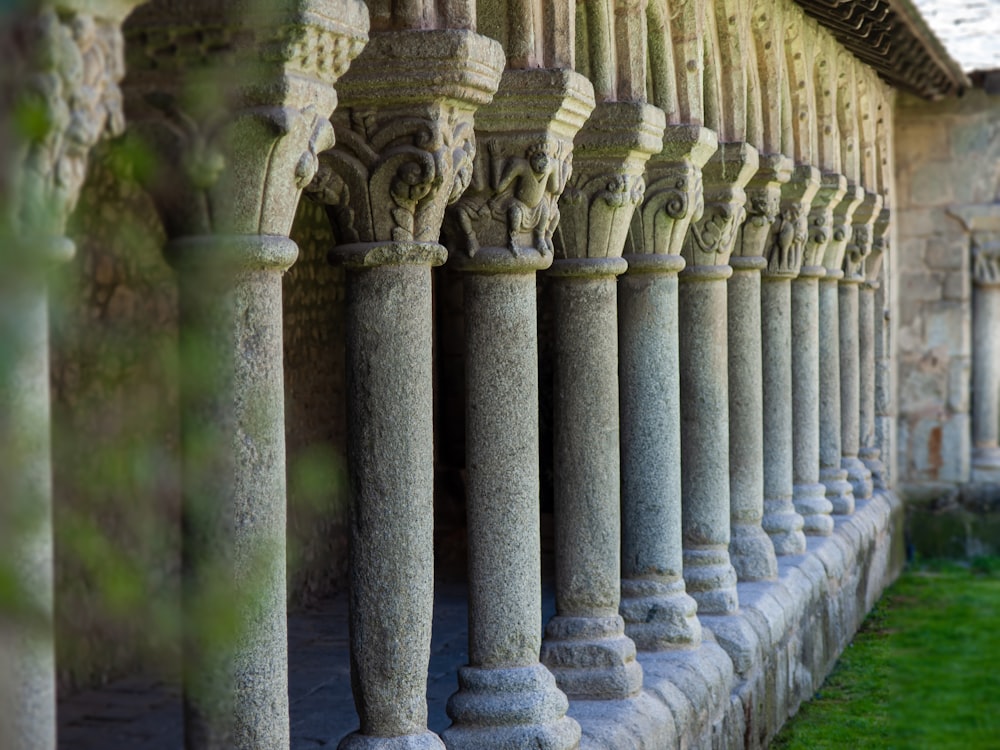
[528,142,553,175]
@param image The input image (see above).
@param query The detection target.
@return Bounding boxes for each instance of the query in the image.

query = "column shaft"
[443,265,578,749]
[543,260,642,700]
[339,245,445,750]
[619,255,701,649]
[818,274,854,514]
[727,257,778,580]
[761,277,806,554]
[973,284,1000,468]
[168,236,295,750]
[858,282,883,486]
[679,268,739,613]
[791,271,833,533]
[839,278,872,500]
[0,248,69,750]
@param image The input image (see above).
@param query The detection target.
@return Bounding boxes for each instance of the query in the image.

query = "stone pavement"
[58,582,558,749]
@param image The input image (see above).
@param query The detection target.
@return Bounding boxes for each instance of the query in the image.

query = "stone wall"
[894,87,1000,485]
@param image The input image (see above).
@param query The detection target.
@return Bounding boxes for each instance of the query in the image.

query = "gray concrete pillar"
[618,125,716,651]
[760,165,818,556]
[542,258,643,700]
[679,142,758,614]
[168,235,297,750]
[818,180,862,515]
[726,154,789,582]
[972,234,1000,477]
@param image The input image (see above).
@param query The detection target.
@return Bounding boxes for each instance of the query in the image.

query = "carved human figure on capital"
[768,204,807,275]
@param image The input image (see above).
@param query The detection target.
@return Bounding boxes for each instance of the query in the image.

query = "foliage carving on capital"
[311,104,476,246]
[11,9,129,236]
[973,233,1000,287]
[686,201,746,259]
[555,169,645,260]
[132,94,336,237]
[844,223,872,279]
[442,135,572,258]
[626,163,704,257]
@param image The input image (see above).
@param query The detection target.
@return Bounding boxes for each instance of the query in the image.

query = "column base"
[762,498,807,556]
[842,457,873,500]
[860,449,888,492]
[339,731,445,750]
[820,466,855,515]
[620,578,702,650]
[681,548,739,615]
[541,615,643,700]
[729,522,779,581]
[792,483,834,536]
[443,664,581,750]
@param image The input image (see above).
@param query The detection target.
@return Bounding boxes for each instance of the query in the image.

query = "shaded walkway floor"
[59,583,560,749]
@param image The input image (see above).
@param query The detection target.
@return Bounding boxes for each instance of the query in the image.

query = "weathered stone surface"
[760,165,818,557]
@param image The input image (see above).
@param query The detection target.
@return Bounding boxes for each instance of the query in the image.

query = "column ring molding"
[797,264,826,280]
[329,241,448,269]
[729,256,768,272]
[546,256,628,278]
[446,245,552,274]
[678,264,733,282]
[164,234,299,273]
[621,253,685,275]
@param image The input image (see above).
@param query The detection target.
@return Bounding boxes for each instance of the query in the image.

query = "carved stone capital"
[309,29,507,253]
[973,233,1000,287]
[7,5,139,244]
[625,125,718,259]
[802,172,846,271]
[866,206,890,283]
[734,152,793,261]
[763,164,821,279]
[844,191,883,281]
[442,67,595,272]
[681,141,758,270]
[125,0,369,238]
[822,179,863,272]
[554,101,665,261]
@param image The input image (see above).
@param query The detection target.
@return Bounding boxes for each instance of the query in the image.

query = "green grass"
[772,557,1000,750]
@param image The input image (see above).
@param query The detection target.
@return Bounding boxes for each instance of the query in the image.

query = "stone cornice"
[793,0,969,99]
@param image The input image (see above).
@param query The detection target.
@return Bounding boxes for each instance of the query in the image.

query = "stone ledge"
[568,490,904,749]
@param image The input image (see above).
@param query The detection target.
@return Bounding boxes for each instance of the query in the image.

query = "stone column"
[0,8,136,749]
[125,4,368,746]
[840,192,882,502]
[726,154,789,582]
[619,125,716,650]
[678,142,758,614]
[818,180,863,515]
[760,165,818,555]
[540,101,663,700]
[440,67,592,749]
[310,28,505,750]
[791,175,844,536]
[873,210,893,490]
[859,208,889,490]
[972,232,1000,478]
